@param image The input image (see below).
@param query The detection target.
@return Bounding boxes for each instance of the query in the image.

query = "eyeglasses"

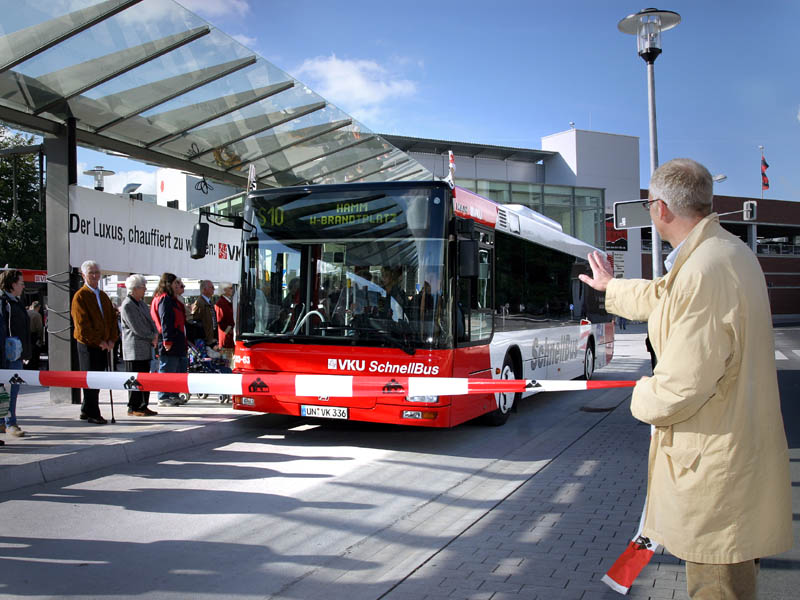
[641,199,659,210]
[175,281,185,287]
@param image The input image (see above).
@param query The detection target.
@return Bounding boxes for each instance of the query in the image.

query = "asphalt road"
[0,338,652,600]
[0,328,796,599]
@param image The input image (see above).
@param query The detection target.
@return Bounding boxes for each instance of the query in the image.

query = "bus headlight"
[406,395,439,403]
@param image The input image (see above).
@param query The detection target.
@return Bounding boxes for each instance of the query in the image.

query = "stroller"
[183,339,233,404]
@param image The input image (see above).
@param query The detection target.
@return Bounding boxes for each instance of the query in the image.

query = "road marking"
[794,350,800,358]
[775,351,787,360]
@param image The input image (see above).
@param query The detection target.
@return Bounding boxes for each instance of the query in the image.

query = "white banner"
[69,185,242,281]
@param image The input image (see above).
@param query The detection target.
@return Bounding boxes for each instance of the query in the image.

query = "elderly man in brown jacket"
[581,158,792,599]
[71,260,119,424]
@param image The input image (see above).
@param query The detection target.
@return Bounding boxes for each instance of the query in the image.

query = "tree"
[0,124,45,269]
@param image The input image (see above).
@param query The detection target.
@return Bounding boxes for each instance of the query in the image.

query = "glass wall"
[574,188,603,249]
[510,183,543,210]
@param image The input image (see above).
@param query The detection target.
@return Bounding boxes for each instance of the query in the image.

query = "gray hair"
[216,281,233,295]
[199,279,214,292]
[649,158,713,218]
[80,260,99,275]
[125,273,147,293]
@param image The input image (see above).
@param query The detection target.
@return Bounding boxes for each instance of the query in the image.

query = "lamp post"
[619,8,680,278]
[82,165,115,191]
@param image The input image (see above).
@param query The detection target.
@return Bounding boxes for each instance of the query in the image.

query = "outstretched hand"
[578,251,614,292]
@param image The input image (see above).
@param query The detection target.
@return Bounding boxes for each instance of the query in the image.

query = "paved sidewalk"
[0,388,268,493]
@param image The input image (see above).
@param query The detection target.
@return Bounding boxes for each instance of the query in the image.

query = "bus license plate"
[301,405,348,419]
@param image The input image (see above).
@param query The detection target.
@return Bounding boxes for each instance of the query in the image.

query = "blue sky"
[78,0,800,202]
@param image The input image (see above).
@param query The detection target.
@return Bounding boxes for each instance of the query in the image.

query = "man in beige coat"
[580,158,792,599]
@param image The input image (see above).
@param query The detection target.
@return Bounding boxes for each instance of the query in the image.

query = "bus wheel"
[483,355,519,426]
[582,342,595,380]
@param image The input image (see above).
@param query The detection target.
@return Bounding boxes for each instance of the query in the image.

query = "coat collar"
[661,213,721,288]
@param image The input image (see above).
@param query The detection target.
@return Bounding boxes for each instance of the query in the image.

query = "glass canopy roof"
[0,0,430,188]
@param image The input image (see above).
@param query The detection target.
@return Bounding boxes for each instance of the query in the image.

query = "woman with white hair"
[119,274,158,416]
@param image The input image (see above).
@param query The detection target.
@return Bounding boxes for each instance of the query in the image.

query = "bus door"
[453,221,494,379]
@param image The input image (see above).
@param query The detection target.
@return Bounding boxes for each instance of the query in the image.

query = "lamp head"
[618,8,681,63]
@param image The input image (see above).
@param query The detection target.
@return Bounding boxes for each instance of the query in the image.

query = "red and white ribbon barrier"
[0,369,636,397]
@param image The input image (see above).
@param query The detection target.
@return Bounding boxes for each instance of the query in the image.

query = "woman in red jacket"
[150,273,187,407]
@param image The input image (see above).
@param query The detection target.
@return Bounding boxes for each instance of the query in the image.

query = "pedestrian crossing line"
[794,350,800,358]
[775,351,787,360]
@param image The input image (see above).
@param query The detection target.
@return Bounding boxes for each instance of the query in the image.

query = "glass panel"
[543,185,573,235]
[0,0,431,185]
[511,183,543,210]
[476,180,510,204]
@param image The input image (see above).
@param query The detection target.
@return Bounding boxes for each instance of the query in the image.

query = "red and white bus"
[230,181,613,427]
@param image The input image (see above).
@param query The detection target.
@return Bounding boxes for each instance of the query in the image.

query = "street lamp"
[82,165,115,191]
[712,174,727,183]
[619,8,680,278]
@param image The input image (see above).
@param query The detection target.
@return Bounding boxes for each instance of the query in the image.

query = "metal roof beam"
[301,148,393,184]
[225,119,352,171]
[186,101,326,160]
[144,81,294,148]
[94,56,256,133]
[33,26,211,116]
[388,168,425,181]
[76,127,248,189]
[349,158,411,183]
[0,0,144,74]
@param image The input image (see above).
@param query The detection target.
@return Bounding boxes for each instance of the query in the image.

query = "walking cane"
[107,348,116,424]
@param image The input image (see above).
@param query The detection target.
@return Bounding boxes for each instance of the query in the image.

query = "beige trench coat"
[606,214,792,564]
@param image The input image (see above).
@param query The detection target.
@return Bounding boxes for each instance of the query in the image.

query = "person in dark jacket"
[70,260,118,424]
[120,274,158,416]
[150,273,187,407]
[1,269,31,437]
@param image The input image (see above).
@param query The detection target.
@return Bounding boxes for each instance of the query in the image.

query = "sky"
[75,0,800,202]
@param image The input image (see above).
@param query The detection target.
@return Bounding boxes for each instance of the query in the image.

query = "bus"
[230,181,613,427]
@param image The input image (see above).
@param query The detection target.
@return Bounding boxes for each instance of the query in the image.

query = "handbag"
[5,337,22,362]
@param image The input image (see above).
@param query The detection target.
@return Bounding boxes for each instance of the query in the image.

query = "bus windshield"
[239,184,452,351]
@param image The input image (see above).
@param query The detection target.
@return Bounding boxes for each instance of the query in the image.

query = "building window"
[511,183,543,211]
[543,185,573,234]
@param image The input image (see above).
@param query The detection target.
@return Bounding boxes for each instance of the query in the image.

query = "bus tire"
[483,354,519,426]
[581,341,595,380]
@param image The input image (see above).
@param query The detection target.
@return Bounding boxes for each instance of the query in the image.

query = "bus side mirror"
[459,239,478,278]
[191,222,209,259]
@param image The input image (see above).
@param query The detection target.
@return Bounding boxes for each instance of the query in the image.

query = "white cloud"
[294,54,416,126]
[231,33,258,49]
[179,0,251,19]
